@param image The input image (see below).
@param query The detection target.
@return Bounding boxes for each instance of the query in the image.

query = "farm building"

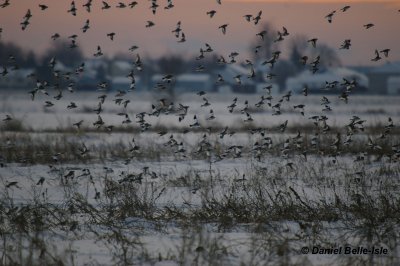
[286,67,368,94]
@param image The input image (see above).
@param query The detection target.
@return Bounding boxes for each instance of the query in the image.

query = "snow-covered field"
[1,91,400,265]
[1,91,399,130]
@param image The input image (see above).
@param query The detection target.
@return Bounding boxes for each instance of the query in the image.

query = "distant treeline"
[1,22,342,90]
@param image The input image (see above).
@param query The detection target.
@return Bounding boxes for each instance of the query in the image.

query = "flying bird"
[51,33,60,40]
[83,0,92,12]
[253,10,262,25]
[146,21,155,28]
[129,1,138,8]
[371,49,381,61]
[341,5,351,12]
[102,1,111,10]
[68,1,77,16]
[39,4,48,10]
[107,32,115,40]
[206,10,216,18]
[93,46,103,57]
[256,30,267,40]
[363,23,374,29]
[325,10,336,23]
[116,2,127,8]
[308,38,318,48]
[218,24,228,34]
[380,48,390,57]
[81,19,90,33]
[243,14,252,22]
[340,39,351,49]
[0,0,10,8]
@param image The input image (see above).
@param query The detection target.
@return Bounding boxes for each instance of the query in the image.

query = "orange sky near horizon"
[0,0,399,66]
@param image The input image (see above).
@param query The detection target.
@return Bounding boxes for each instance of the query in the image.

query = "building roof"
[286,67,368,92]
[369,61,400,74]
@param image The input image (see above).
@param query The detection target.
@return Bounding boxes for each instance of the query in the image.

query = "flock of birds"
[1,0,400,185]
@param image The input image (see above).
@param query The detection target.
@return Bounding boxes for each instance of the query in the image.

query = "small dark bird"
[253,10,262,25]
[256,30,267,40]
[51,33,60,40]
[116,2,126,8]
[243,14,252,22]
[67,1,77,16]
[102,1,111,10]
[300,56,308,65]
[6,181,19,188]
[83,0,92,12]
[363,23,374,29]
[107,32,115,40]
[146,21,155,28]
[325,10,336,23]
[206,10,216,18]
[0,0,10,8]
[340,39,351,49]
[39,4,48,10]
[219,24,228,34]
[282,26,289,36]
[3,114,12,122]
[45,101,54,107]
[341,5,350,12]
[36,177,45,185]
[380,49,390,58]
[73,120,84,129]
[81,19,90,33]
[93,46,103,57]
[308,38,318,48]
[302,85,308,96]
[178,32,186,42]
[129,1,138,8]
[371,49,381,61]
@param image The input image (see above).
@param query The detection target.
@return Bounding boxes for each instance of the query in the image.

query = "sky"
[0,0,399,66]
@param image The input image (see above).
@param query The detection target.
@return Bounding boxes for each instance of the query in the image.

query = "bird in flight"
[253,11,262,25]
[363,23,374,29]
[308,38,318,48]
[341,6,351,12]
[102,1,111,10]
[0,0,10,8]
[207,10,216,18]
[68,1,77,16]
[107,32,116,41]
[371,49,381,61]
[325,10,336,23]
[146,21,155,28]
[39,4,48,11]
[380,49,390,58]
[83,0,92,12]
[219,24,228,34]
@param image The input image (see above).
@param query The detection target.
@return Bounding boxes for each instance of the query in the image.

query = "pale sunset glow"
[0,0,398,65]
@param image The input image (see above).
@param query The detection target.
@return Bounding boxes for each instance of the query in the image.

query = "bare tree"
[311,43,341,68]
[288,34,309,71]
[42,39,84,68]
[288,35,341,70]
[249,21,280,62]
[157,54,185,75]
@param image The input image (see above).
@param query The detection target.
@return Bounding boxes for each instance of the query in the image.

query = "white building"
[286,68,368,94]
[151,73,213,93]
[217,64,257,93]
[388,76,400,95]
[0,68,34,89]
[111,76,142,91]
